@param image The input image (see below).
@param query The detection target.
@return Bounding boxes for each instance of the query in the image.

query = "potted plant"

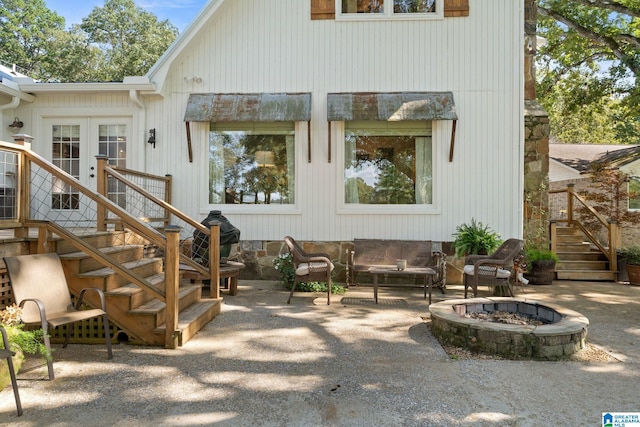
[0,304,51,390]
[523,247,559,285]
[618,246,640,285]
[452,218,502,258]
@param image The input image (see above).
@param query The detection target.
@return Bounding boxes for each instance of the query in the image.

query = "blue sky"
[44,0,208,32]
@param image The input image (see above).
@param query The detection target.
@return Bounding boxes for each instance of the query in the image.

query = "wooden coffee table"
[368,267,436,304]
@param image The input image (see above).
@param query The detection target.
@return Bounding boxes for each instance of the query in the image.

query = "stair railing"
[0,140,219,348]
[549,183,620,274]
[95,157,220,298]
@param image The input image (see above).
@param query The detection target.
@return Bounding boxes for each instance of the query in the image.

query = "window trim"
[335,0,444,21]
[334,121,441,215]
[203,121,307,215]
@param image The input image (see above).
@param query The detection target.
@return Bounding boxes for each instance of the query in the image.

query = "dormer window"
[338,0,442,19]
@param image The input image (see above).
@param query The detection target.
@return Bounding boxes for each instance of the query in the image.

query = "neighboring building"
[1,0,523,265]
[549,143,640,245]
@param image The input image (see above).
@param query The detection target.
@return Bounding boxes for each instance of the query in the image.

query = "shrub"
[273,252,346,295]
[452,218,502,258]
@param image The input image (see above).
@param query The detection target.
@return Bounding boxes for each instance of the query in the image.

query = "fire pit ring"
[429,297,589,360]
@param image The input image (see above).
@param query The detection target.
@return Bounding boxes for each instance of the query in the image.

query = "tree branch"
[570,0,640,17]
[539,5,640,77]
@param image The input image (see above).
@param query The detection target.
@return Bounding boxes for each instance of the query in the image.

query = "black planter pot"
[524,260,556,285]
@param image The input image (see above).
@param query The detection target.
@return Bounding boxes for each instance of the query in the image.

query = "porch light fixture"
[147,128,156,148]
[8,117,23,134]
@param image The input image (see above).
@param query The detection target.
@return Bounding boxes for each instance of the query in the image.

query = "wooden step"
[154,299,222,346]
[128,284,204,329]
[104,273,165,311]
[555,269,617,281]
[60,245,145,273]
[556,242,592,252]
[556,260,608,270]
[53,231,129,255]
[72,258,164,291]
[556,251,604,261]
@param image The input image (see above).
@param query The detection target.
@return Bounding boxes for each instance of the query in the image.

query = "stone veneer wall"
[524,100,551,247]
[236,240,354,283]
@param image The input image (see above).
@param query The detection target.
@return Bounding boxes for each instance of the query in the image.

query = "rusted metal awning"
[184,93,312,122]
[183,93,312,162]
[327,92,459,161]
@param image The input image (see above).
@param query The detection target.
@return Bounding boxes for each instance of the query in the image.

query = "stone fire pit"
[429,297,589,360]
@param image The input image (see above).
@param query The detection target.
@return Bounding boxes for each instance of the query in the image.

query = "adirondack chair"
[4,253,113,380]
[0,326,22,416]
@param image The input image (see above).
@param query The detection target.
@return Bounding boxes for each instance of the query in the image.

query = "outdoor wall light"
[8,117,23,134]
[148,128,156,148]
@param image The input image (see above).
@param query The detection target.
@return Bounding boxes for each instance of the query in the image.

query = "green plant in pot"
[523,247,559,285]
[618,246,640,285]
[0,304,51,390]
[452,218,502,258]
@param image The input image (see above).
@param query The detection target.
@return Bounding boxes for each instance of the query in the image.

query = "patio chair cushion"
[463,264,511,279]
[296,262,335,276]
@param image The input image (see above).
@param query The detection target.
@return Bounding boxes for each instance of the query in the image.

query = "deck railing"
[0,140,219,348]
[549,183,620,274]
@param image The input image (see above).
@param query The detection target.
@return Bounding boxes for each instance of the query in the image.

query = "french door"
[40,118,131,222]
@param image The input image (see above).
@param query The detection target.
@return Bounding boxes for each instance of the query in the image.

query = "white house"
[1,0,524,250]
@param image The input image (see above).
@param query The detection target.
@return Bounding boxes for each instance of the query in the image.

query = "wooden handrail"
[551,184,619,273]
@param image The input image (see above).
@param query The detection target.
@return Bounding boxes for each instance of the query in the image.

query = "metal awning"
[327,92,459,161]
[184,92,312,122]
[183,93,312,163]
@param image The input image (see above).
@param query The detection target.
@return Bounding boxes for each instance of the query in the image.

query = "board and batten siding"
[144,0,523,243]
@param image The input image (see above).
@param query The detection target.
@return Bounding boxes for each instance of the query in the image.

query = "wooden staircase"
[554,225,617,281]
[54,230,220,346]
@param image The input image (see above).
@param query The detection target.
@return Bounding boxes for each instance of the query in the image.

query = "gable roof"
[549,143,640,174]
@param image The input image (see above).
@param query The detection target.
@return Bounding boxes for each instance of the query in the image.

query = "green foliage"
[0,0,178,82]
[452,219,502,258]
[618,246,640,265]
[273,253,346,295]
[80,0,179,81]
[1,324,51,360]
[524,247,559,263]
[537,0,640,144]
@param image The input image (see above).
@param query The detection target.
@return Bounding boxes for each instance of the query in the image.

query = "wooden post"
[165,225,181,349]
[549,220,557,254]
[209,223,220,300]
[37,225,50,254]
[95,155,109,232]
[609,220,620,277]
[14,150,30,239]
[567,184,575,226]
[164,174,172,228]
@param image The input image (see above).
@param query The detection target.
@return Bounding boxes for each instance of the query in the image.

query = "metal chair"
[284,236,334,305]
[4,253,113,380]
[0,326,22,416]
[463,239,524,298]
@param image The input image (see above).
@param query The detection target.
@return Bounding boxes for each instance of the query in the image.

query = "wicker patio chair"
[463,238,524,298]
[4,253,113,380]
[0,326,22,416]
[284,236,334,305]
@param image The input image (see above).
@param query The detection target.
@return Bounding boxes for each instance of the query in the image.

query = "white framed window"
[208,122,296,206]
[337,0,443,20]
[341,121,434,211]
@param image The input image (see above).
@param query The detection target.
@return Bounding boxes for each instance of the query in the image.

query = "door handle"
[89,174,95,178]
